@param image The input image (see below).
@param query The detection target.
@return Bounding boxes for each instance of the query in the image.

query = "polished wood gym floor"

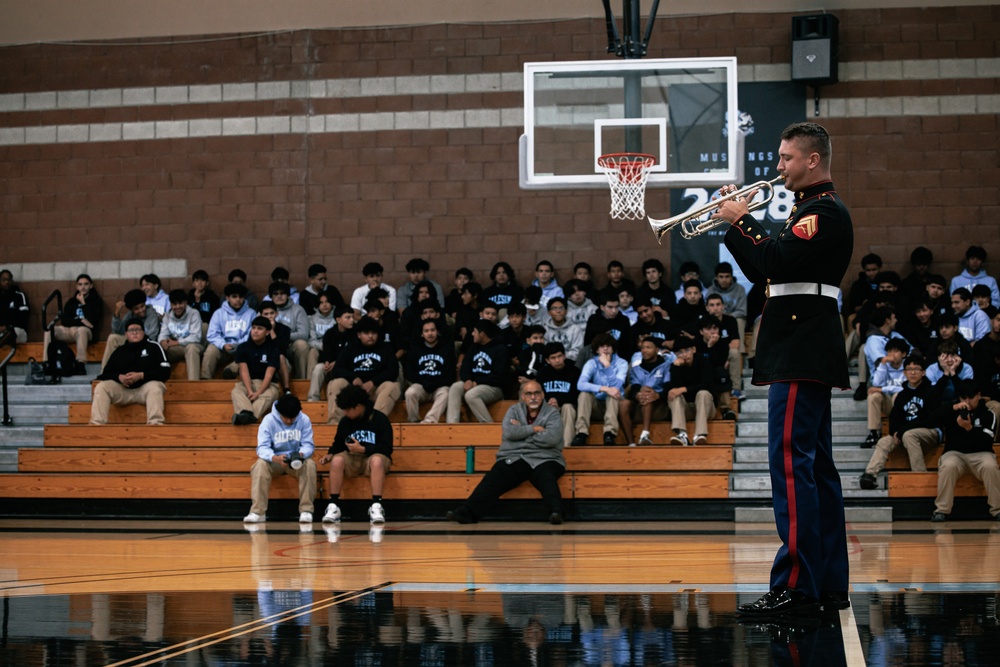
[1,518,998,665]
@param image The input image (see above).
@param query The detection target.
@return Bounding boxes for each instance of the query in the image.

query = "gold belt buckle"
[765,284,770,299]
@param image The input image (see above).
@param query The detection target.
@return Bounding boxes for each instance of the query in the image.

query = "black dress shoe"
[603,432,617,446]
[446,507,477,524]
[737,588,822,617]
[548,512,563,525]
[820,591,851,610]
[571,433,589,447]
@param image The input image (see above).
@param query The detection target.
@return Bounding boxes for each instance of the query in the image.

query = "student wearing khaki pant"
[90,319,170,425]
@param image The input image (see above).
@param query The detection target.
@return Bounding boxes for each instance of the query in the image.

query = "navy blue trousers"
[766,381,849,600]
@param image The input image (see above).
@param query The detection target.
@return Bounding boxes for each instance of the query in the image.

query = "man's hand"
[361,380,374,393]
[223,343,235,353]
[668,387,685,401]
[345,438,364,454]
[319,453,332,465]
[547,397,559,408]
[712,184,759,224]
[271,454,287,464]
[160,339,176,350]
[598,350,613,367]
[114,300,128,317]
[532,424,545,433]
[957,412,973,431]
[322,361,335,374]
[603,386,622,400]
[464,380,476,391]
[867,385,883,395]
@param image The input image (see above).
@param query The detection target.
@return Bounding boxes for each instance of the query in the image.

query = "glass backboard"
[520,57,739,190]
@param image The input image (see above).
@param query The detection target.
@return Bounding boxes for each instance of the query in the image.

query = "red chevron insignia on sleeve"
[792,214,819,240]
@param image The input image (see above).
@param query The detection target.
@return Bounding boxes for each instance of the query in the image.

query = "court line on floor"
[103,582,393,667]
[840,606,867,667]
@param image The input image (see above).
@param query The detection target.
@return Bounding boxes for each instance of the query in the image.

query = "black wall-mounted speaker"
[791,14,839,85]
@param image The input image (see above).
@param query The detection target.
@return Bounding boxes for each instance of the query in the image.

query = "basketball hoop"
[597,153,656,221]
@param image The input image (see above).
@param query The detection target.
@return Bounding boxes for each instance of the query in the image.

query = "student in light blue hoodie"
[950,245,1000,306]
[243,394,317,525]
[201,282,255,379]
[575,333,629,446]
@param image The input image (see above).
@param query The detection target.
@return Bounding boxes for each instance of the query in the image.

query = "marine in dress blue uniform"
[716,122,854,617]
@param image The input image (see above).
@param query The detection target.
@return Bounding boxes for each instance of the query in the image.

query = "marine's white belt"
[768,283,841,299]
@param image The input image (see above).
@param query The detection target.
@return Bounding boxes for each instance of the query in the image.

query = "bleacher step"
[734,446,874,468]
[739,398,867,417]
[737,421,870,438]
[734,506,893,523]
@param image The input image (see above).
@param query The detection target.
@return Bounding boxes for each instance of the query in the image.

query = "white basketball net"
[598,153,656,221]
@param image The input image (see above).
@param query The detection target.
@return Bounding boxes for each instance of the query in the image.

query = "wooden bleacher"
[883,444,1000,498]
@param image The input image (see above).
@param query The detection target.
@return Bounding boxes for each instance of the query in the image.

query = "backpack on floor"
[46,339,83,378]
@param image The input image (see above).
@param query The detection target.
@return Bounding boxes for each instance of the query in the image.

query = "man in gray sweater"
[446,380,566,524]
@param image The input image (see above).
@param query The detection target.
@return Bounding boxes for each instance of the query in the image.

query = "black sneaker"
[222,366,238,379]
[861,430,880,448]
[931,511,947,522]
[720,408,737,421]
[446,507,477,524]
[571,433,589,447]
[858,473,878,490]
[603,432,617,446]
[236,410,257,426]
[548,512,563,525]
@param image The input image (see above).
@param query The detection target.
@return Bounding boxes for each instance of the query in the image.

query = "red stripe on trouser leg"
[782,381,801,589]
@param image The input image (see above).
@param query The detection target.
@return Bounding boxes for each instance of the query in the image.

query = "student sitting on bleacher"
[537,342,583,448]
[447,319,509,424]
[860,338,910,448]
[306,305,355,402]
[90,318,170,425]
[931,380,1000,522]
[446,380,566,525]
[320,384,393,524]
[619,336,671,447]
[326,316,400,424]
[242,393,317,525]
[201,283,254,380]
[0,269,29,344]
[403,319,456,424]
[157,289,204,382]
[665,337,715,447]
[859,354,941,490]
[230,316,282,426]
[574,333,628,446]
[44,274,103,365]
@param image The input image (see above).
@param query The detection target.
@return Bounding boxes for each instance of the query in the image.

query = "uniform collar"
[795,180,836,201]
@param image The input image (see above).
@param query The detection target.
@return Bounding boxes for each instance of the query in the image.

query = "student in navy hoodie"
[447,319,509,423]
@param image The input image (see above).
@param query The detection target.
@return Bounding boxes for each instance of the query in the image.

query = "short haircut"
[270,266,290,281]
[938,312,959,328]
[926,274,948,288]
[259,300,277,313]
[124,289,146,309]
[524,324,546,339]
[781,122,832,165]
[590,332,616,352]
[405,257,430,272]
[563,279,586,296]
[956,379,979,399]
[678,261,700,276]
[363,298,385,314]
[952,287,972,302]
[903,354,927,369]
[632,296,653,309]
[547,296,567,310]
[417,298,442,315]
[274,393,302,419]
[706,293,725,304]
[455,267,473,279]
[884,338,910,354]
[698,315,721,330]
[860,253,882,268]
[966,245,987,261]
[869,305,895,327]
[224,282,248,298]
[333,305,353,319]
[124,317,145,331]
[168,288,188,305]
[535,259,554,272]
[672,337,697,352]
[267,281,289,297]
[362,262,384,276]
[368,287,389,300]
[642,258,664,273]
[227,268,247,283]
[506,302,527,317]
[139,273,161,287]
[307,263,326,277]
[874,271,901,287]
[474,319,500,339]
[714,261,733,275]
[0,269,12,280]
[972,284,992,299]
[914,298,935,311]
[910,246,933,266]
[543,342,566,358]
[607,259,624,271]
[682,278,703,292]
[573,261,593,274]
[335,384,370,411]
[355,316,380,334]
[251,315,272,330]
[489,261,515,282]
[192,269,209,282]
[420,318,440,334]
[937,339,959,356]
[618,285,635,297]
[596,290,619,306]
[461,281,483,298]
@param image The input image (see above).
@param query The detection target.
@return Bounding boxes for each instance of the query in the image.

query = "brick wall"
[1,6,998,339]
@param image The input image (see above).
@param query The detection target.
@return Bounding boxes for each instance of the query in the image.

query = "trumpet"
[647,176,784,244]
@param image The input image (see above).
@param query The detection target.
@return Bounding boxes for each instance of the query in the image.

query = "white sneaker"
[669,431,689,446]
[323,524,341,543]
[638,431,653,446]
[368,502,386,523]
[243,512,266,523]
[322,503,342,523]
[693,434,708,446]
[369,525,384,543]
[299,511,313,523]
